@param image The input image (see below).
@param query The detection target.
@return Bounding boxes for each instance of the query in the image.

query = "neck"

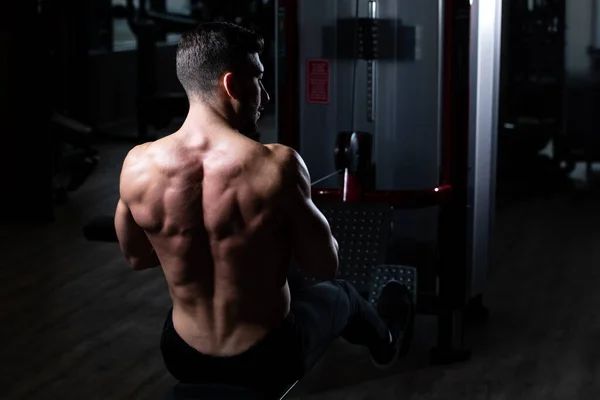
[180,101,239,136]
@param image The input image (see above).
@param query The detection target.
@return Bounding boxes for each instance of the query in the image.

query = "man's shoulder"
[259,144,310,195]
[263,143,302,167]
[264,143,291,155]
[122,139,173,174]
[119,142,156,201]
[123,142,153,167]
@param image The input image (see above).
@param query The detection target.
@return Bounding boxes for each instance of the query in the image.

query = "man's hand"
[114,199,160,270]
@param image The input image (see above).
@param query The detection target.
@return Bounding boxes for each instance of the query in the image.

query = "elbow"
[127,255,157,271]
[316,256,340,281]
[329,238,340,279]
[128,257,148,271]
[322,268,338,282]
[130,262,147,271]
[120,246,160,271]
[330,258,340,280]
[295,254,338,281]
[327,248,340,280]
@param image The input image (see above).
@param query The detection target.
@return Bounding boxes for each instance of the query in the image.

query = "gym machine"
[277,0,502,364]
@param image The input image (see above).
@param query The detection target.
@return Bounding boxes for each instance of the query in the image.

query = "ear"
[222,72,238,100]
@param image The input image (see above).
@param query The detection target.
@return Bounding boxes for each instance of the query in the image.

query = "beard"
[238,102,261,140]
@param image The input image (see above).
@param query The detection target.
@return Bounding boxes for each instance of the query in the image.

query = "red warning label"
[306,59,330,104]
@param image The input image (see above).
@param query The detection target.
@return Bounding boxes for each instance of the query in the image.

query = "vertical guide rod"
[367,0,377,122]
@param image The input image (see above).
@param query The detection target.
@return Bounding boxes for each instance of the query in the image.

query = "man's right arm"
[282,148,339,280]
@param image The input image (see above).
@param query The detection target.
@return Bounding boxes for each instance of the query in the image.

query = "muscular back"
[119,131,294,356]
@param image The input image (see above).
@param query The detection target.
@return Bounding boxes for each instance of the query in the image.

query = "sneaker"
[371,281,414,369]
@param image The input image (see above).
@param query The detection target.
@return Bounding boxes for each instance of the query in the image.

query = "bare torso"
[124,129,293,356]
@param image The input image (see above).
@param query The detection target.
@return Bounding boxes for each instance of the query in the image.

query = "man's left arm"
[114,199,160,271]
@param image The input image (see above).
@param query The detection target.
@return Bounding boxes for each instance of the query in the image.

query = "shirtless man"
[115,22,413,392]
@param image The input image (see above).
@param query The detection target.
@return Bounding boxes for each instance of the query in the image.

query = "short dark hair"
[176,22,264,101]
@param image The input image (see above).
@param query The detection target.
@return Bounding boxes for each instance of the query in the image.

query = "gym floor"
[2,121,600,399]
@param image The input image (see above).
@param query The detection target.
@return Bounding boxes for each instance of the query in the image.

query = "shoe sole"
[371,290,416,369]
[399,302,415,358]
[371,336,401,370]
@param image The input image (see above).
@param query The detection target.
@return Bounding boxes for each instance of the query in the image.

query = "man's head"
[176,22,270,136]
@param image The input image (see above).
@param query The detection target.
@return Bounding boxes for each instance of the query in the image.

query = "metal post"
[432,0,472,365]
[467,0,503,300]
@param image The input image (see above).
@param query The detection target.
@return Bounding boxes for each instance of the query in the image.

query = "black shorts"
[160,280,389,391]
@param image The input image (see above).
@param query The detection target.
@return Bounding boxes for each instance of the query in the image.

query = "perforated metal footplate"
[302,201,392,294]
[368,265,418,306]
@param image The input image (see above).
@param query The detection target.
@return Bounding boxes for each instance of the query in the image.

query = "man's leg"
[290,279,413,375]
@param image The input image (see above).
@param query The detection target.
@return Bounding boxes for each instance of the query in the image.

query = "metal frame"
[278,0,502,361]
[467,0,503,300]
[431,0,471,358]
